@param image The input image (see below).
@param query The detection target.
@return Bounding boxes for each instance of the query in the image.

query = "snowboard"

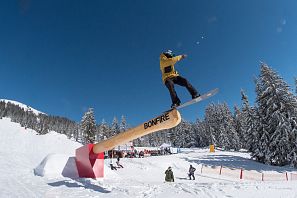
[175,88,219,110]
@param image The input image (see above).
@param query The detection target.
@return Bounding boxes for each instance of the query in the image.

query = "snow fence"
[199,164,297,181]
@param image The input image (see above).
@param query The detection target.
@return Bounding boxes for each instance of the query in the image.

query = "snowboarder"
[160,50,200,108]
[165,166,174,182]
[188,165,196,180]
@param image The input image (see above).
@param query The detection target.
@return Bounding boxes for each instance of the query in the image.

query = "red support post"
[240,169,243,179]
[75,144,104,178]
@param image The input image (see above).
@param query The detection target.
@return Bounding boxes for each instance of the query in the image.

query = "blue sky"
[1,0,297,126]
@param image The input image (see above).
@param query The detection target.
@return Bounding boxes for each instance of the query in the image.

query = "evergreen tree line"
[134,63,297,167]
[1,63,297,167]
[161,63,297,167]
[79,108,129,145]
[0,101,78,137]
[0,102,130,145]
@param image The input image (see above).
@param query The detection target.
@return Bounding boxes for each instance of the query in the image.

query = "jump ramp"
[75,109,181,178]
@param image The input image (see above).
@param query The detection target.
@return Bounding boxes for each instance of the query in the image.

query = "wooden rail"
[93,109,181,154]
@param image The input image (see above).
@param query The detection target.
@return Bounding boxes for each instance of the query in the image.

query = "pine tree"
[73,123,80,141]
[171,119,193,147]
[222,103,240,150]
[254,63,297,165]
[97,119,110,141]
[0,101,6,119]
[205,103,220,145]
[295,77,297,95]
[120,115,128,133]
[215,103,237,150]
[184,120,196,148]
[193,119,210,147]
[36,114,50,134]
[81,108,96,144]
[289,77,297,167]
[204,103,239,150]
[111,117,120,137]
[240,89,259,152]
[233,105,244,148]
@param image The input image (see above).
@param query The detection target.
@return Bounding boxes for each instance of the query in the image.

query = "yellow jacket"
[160,53,183,83]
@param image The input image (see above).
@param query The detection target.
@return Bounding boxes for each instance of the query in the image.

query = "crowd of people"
[107,147,173,159]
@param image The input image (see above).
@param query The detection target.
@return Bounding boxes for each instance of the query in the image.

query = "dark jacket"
[189,166,196,174]
[165,168,174,182]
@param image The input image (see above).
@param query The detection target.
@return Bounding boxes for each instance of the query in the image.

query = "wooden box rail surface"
[93,109,181,154]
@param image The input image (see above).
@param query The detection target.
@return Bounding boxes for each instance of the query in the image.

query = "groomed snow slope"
[1,117,297,198]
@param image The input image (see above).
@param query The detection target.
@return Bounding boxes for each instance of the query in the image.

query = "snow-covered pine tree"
[240,89,259,152]
[171,119,193,148]
[97,119,110,142]
[37,114,50,135]
[72,123,80,142]
[111,117,120,137]
[80,108,96,144]
[254,63,297,166]
[205,103,239,150]
[204,103,220,146]
[295,77,297,95]
[193,119,210,147]
[233,104,244,148]
[220,103,240,150]
[185,121,196,148]
[167,127,177,147]
[288,77,297,167]
[119,115,128,133]
[0,101,6,119]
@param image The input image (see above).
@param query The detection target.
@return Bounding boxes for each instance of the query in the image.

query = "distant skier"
[165,166,174,182]
[160,50,200,108]
[188,165,196,180]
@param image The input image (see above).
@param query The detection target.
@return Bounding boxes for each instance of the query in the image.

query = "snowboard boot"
[171,100,181,109]
[171,103,180,109]
[192,93,201,99]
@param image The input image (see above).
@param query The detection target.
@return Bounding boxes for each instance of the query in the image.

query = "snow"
[0,99,45,115]
[34,154,79,179]
[1,117,297,197]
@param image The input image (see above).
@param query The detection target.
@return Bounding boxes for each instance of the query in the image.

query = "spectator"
[165,166,174,182]
[188,165,196,180]
[116,155,124,168]
[139,151,144,158]
[110,163,117,170]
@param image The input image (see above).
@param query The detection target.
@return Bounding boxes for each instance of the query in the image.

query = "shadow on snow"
[182,154,296,173]
[47,179,111,193]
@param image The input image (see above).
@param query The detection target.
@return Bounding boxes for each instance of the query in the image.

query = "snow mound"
[34,153,118,180]
[34,154,79,179]
[0,99,45,115]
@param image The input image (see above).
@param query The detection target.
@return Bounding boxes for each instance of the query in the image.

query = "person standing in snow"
[116,155,124,168]
[188,165,196,180]
[160,50,200,108]
[165,166,174,182]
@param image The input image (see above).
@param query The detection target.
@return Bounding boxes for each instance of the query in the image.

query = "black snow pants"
[188,173,195,180]
[165,76,198,105]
